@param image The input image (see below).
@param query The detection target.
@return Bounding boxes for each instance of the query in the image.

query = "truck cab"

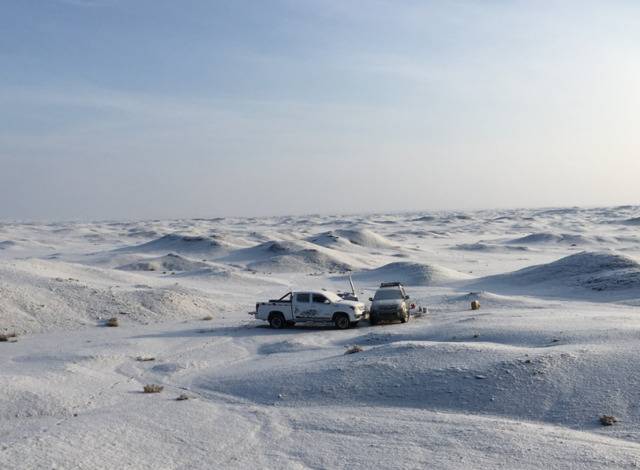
[254,290,366,329]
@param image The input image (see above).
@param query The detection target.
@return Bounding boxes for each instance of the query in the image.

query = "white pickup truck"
[253,290,366,329]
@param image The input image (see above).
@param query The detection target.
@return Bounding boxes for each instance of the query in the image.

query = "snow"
[471,251,640,301]
[117,253,209,272]
[2,206,640,468]
[311,228,398,250]
[350,261,470,286]
[115,232,243,255]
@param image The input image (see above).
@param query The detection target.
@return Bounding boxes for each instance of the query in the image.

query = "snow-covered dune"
[351,261,471,286]
[198,332,640,432]
[309,228,397,250]
[453,242,530,252]
[0,259,232,334]
[622,217,640,226]
[117,253,208,272]
[247,249,353,273]
[224,239,364,273]
[505,232,596,245]
[223,240,309,262]
[469,251,640,300]
[115,233,241,256]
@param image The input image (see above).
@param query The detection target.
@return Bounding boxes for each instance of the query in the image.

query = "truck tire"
[400,312,408,323]
[369,315,378,326]
[334,313,350,330]
[268,312,286,329]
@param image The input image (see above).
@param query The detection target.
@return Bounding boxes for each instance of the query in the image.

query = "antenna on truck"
[349,274,356,297]
[336,274,359,301]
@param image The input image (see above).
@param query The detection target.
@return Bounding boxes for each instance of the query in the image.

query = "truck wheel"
[269,313,286,329]
[334,313,350,330]
[400,312,408,323]
[369,315,378,326]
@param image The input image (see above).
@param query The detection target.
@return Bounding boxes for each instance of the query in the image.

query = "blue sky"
[1,0,639,220]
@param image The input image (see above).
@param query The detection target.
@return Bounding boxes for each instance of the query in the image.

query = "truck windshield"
[373,289,404,301]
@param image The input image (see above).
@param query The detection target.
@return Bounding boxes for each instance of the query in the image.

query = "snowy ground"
[2,206,640,469]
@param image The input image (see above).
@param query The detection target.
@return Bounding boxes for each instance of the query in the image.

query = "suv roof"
[375,283,408,298]
[380,282,403,288]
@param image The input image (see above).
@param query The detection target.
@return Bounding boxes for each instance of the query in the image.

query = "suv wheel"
[400,310,409,323]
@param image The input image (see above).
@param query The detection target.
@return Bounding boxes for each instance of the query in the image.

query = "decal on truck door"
[293,292,334,320]
[310,293,332,319]
[297,308,320,318]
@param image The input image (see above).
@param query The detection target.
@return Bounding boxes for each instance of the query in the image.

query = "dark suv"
[369,282,411,325]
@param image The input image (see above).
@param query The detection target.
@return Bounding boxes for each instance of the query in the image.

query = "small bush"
[143,384,164,393]
[105,318,119,327]
[135,356,155,362]
[202,315,213,321]
[600,415,617,426]
[0,332,17,342]
[345,345,364,355]
[176,393,189,401]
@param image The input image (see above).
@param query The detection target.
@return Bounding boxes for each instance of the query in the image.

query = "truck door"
[311,293,333,319]
[293,292,312,319]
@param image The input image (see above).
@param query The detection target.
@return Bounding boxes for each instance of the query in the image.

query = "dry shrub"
[0,332,17,342]
[202,315,213,321]
[105,317,119,327]
[600,415,617,426]
[135,356,155,362]
[176,393,189,401]
[143,384,164,393]
[345,345,364,355]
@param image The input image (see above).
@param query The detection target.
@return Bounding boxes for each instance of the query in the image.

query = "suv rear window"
[295,293,310,303]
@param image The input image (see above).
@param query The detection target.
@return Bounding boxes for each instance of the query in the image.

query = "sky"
[1,0,639,221]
